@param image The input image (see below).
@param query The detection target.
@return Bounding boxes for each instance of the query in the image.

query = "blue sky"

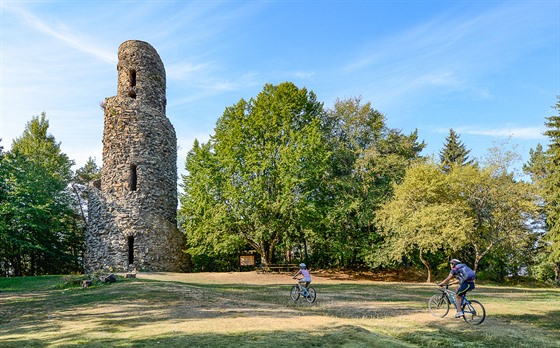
[1,0,559,178]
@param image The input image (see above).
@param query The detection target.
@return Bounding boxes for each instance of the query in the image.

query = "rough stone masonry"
[85,40,187,273]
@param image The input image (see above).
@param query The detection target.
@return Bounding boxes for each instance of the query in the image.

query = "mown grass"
[0,274,559,347]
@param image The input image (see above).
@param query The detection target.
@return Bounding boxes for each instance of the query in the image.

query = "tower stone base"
[85,187,187,273]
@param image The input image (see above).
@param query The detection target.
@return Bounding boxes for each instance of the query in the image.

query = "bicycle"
[428,283,486,325]
[290,280,316,303]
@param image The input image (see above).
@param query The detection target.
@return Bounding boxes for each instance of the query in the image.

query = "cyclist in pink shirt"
[293,263,312,290]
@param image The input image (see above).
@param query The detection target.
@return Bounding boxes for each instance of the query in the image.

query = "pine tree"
[439,128,474,172]
[542,98,560,282]
[1,113,81,275]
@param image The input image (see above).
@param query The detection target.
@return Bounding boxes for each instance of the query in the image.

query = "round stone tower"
[85,40,187,273]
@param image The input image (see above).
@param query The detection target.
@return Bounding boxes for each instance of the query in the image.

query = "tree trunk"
[303,238,308,265]
[554,262,560,286]
[71,183,88,225]
[260,243,271,266]
[473,255,481,273]
[259,239,277,267]
[419,249,432,282]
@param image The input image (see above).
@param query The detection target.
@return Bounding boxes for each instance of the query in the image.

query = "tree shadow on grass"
[494,309,560,331]
[0,324,411,348]
[403,312,560,348]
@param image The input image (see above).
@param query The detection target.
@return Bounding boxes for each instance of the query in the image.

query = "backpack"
[455,263,476,283]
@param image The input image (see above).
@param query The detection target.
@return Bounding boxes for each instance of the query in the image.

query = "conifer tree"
[1,113,81,275]
[439,128,473,172]
[542,98,560,282]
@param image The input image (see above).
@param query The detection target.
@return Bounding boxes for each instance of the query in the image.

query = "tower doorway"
[127,236,134,265]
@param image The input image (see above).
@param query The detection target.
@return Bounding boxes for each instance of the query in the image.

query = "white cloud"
[294,71,315,79]
[442,126,546,140]
[167,62,211,81]
[3,3,115,64]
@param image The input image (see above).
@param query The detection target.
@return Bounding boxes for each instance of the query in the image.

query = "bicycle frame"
[435,284,468,305]
[441,286,460,309]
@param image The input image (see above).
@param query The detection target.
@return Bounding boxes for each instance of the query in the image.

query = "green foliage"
[529,251,558,283]
[74,157,101,185]
[542,98,560,280]
[180,83,329,266]
[375,160,472,281]
[524,98,560,283]
[376,155,538,281]
[0,113,83,276]
[179,90,425,269]
[439,128,474,172]
[11,113,74,182]
[71,157,101,224]
[311,97,425,268]
[188,253,245,272]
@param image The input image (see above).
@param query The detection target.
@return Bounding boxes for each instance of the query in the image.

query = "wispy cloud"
[2,2,115,64]
[439,126,546,140]
[293,71,315,79]
[341,2,557,104]
[167,62,211,81]
[168,72,260,108]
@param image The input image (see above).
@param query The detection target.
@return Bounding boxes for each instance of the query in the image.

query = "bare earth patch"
[136,270,408,285]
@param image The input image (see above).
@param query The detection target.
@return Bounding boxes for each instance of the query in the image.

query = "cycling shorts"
[457,281,475,296]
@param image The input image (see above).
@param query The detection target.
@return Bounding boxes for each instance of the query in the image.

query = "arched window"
[129,164,137,191]
[127,236,134,265]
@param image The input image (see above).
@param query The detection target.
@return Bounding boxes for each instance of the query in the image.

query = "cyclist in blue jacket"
[438,259,476,318]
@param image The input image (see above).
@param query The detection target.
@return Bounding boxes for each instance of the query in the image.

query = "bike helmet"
[299,263,306,269]
[450,259,461,266]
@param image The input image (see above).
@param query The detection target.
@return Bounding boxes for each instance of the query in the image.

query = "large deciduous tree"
[377,156,537,281]
[179,83,329,266]
[376,160,472,282]
[315,97,425,267]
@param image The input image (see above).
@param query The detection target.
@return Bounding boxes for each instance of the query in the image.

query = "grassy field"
[0,271,559,347]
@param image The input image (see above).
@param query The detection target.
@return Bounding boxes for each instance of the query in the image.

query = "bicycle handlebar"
[434,281,450,289]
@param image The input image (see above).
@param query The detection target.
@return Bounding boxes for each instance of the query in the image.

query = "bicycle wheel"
[290,285,300,301]
[305,287,316,303]
[428,293,450,318]
[462,300,486,325]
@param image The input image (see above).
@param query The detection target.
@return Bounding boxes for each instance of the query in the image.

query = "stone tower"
[85,40,186,273]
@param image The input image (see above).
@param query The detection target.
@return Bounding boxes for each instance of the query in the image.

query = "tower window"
[128,69,137,99]
[129,164,137,191]
[127,236,134,265]
[129,69,136,87]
